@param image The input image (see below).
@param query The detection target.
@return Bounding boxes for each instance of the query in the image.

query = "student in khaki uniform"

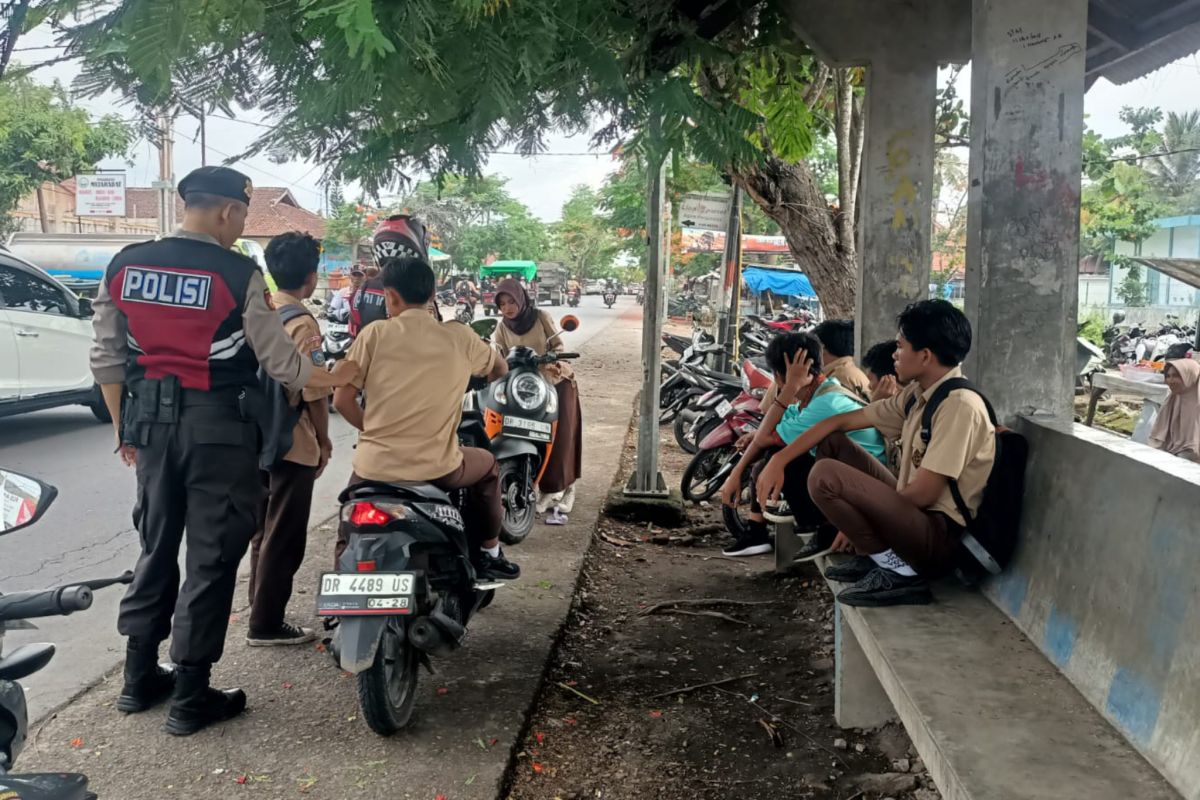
[246,232,332,646]
[812,319,873,401]
[333,257,518,579]
[757,300,995,607]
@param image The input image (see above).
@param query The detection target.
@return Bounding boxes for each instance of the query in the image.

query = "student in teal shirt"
[776,378,886,459]
[720,331,884,559]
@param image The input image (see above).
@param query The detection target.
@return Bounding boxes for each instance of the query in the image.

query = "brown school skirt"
[539,378,582,495]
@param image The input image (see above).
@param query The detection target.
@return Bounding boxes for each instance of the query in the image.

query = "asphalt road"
[0,294,631,722]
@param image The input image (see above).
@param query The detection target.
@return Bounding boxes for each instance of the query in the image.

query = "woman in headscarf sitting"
[493,279,583,525]
[1149,359,1200,463]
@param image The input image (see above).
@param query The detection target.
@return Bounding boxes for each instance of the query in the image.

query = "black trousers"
[248,461,317,633]
[118,406,261,666]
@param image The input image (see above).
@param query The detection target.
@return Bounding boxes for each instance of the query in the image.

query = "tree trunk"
[730,156,857,318]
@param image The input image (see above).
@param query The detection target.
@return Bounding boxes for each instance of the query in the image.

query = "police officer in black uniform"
[90,166,355,736]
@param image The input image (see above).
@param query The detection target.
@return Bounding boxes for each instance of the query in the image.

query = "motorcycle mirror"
[560,315,581,332]
[470,318,499,339]
[0,470,58,536]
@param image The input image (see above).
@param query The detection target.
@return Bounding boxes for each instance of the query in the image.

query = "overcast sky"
[13,26,1200,222]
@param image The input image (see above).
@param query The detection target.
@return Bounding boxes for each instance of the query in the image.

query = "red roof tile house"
[124,186,326,248]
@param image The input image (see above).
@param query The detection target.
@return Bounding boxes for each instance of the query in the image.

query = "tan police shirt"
[273,292,331,467]
[493,310,571,383]
[346,310,498,482]
[860,367,996,526]
[825,356,872,401]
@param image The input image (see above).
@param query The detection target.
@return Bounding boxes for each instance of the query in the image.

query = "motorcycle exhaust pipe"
[408,610,466,656]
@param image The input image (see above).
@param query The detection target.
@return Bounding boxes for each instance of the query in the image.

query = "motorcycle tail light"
[356,560,377,572]
[347,501,405,526]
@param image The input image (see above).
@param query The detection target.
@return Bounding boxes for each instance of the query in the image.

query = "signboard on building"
[679,191,732,232]
[75,173,127,217]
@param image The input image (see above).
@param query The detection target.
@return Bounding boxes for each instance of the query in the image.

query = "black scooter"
[320,480,501,736]
[0,469,133,800]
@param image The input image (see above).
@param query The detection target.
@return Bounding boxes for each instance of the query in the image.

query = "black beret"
[178,166,253,204]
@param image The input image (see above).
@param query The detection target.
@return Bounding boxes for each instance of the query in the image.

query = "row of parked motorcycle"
[658,309,817,541]
[1100,312,1197,366]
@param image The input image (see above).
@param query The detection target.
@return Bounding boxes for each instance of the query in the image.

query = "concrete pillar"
[834,604,896,729]
[856,58,937,356]
[964,0,1087,421]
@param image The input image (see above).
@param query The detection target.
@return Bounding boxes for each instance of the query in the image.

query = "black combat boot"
[115,638,176,714]
[163,663,247,736]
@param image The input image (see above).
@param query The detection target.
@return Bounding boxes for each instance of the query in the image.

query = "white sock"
[869,549,917,577]
[483,544,501,558]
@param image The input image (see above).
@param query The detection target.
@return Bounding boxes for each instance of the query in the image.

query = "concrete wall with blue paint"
[985,419,1200,799]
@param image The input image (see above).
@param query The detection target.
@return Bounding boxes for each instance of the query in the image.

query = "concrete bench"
[817,417,1200,800]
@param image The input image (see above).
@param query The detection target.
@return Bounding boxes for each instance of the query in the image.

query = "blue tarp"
[742,265,816,298]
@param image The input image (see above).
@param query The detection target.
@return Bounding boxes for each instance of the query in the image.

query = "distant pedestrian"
[247,232,332,647]
[89,166,354,736]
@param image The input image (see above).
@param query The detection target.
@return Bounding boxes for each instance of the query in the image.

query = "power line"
[1103,146,1200,164]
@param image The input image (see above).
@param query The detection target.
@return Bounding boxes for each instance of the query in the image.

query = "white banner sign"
[679,191,732,232]
[75,173,127,217]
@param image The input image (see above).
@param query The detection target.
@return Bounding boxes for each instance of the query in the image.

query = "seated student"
[813,319,873,400]
[756,300,995,607]
[719,332,884,558]
[333,257,519,580]
[1149,359,1199,462]
[861,340,901,402]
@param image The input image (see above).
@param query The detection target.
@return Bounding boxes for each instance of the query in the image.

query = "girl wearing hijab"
[1149,359,1200,462]
[493,279,583,525]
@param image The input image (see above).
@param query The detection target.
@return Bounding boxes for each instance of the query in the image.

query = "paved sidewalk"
[21,308,645,800]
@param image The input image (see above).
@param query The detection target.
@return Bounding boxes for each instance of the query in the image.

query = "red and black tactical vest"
[350,278,387,336]
[105,237,259,391]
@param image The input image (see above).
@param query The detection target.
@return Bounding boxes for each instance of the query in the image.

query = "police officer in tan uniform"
[90,166,355,736]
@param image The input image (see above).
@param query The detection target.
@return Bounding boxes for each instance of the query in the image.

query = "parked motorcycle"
[319,480,503,735]
[459,317,581,545]
[0,468,134,798]
[680,389,763,503]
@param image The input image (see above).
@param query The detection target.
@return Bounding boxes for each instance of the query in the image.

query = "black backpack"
[905,378,1029,578]
[257,303,313,471]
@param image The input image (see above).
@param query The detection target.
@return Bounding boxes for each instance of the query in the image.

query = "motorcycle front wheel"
[499,457,536,545]
[357,617,420,735]
[681,446,738,503]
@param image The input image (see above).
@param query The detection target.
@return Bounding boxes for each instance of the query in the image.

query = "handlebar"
[0,585,93,622]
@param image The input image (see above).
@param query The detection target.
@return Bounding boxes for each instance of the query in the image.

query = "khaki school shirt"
[273,293,330,467]
[860,367,996,526]
[825,356,872,401]
[347,310,498,481]
[493,310,572,383]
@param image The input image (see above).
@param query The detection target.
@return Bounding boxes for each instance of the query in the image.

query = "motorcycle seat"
[0,773,91,800]
[340,480,451,505]
[0,643,55,681]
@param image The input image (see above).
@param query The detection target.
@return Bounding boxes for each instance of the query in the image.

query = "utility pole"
[153,112,175,235]
[714,187,743,372]
[626,152,669,497]
[199,111,207,167]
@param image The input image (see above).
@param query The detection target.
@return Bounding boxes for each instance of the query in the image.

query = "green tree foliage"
[550,185,621,280]
[0,72,132,231]
[323,201,373,250]
[394,174,548,272]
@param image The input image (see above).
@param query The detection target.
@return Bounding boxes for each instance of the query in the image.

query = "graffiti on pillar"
[1004,42,1082,87]
[1006,27,1066,49]
[884,128,917,232]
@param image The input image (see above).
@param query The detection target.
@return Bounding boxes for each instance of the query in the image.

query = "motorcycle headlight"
[491,380,508,405]
[511,373,548,411]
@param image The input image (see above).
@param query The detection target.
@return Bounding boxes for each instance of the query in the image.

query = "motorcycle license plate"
[317,572,416,615]
[325,323,349,334]
[716,399,734,417]
[503,416,552,442]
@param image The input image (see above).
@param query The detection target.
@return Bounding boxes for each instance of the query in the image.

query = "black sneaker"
[722,534,773,557]
[793,527,836,564]
[836,568,932,607]
[823,555,876,583]
[246,622,317,647]
[476,549,521,580]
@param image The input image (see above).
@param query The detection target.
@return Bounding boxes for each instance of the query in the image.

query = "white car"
[0,248,109,421]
